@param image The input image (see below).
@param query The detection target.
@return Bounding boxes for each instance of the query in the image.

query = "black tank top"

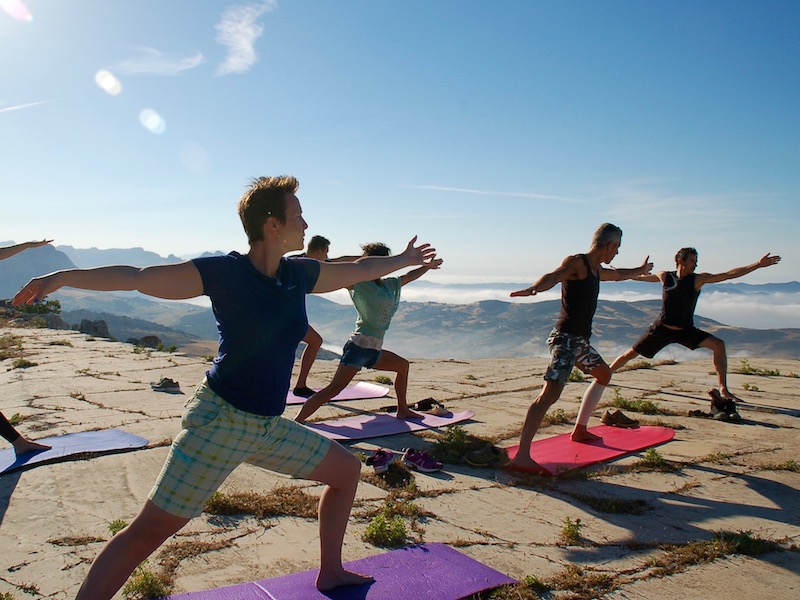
[657,272,699,328]
[555,254,600,339]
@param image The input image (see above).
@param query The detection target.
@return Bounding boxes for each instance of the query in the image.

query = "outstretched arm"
[0,239,53,262]
[601,255,654,281]
[311,236,437,293]
[696,253,782,286]
[399,258,443,286]
[12,261,204,306]
[510,255,581,297]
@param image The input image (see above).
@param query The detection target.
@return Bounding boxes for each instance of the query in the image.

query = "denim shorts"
[149,379,331,519]
[339,340,381,369]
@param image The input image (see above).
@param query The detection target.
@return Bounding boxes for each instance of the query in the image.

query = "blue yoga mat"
[0,429,149,475]
[166,542,516,599]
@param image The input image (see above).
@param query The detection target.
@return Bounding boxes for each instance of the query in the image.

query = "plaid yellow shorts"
[149,378,331,519]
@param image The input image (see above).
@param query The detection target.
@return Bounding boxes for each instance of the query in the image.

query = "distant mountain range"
[2,243,798,360]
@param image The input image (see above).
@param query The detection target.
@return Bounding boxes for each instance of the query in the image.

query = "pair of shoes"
[601,409,639,428]
[151,377,180,392]
[708,389,741,422]
[365,449,395,474]
[293,386,316,398]
[412,398,447,416]
[402,448,443,473]
[465,444,511,468]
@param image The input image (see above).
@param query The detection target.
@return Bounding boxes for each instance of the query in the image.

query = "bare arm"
[0,239,53,262]
[12,261,204,305]
[695,253,782,287]
[399,258,443,286]
[311,236,437,294]
[510,255,582,297]
[601,256,654,281]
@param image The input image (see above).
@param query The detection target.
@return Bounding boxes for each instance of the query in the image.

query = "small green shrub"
[363,513,407,547]
[108,519,128,536]
[567,368,584,382]
[373,375,392,385]
[560,516,583,545]
[121,566,172,599]
[11,358,37,369]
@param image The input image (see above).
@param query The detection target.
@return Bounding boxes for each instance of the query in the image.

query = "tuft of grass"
[121,566,172,600]
[373,375,393,385]
[363,512,408,547]
[559,516,584,545]
[108,519,128,536]
[546,563,617,598]
[69,391,86,401]
[568,368,584,382]
[742,382,760,392]
[158,538,234,573]
[428,425,491,463]
[465,373,477,380]
[7,412,23,426]
[10,358,37,369]
[0,592,15,600]
[610,388,661,414]
[736,359,780,377]
[204,485,318,519]
[0,333,24,360]
[636,447,675,471]
[647,530,783,576]
[541,407,571,427]
[566,491,650,515]
[48,339,73,346]
[49,535,105,546]
[474,575,548,599]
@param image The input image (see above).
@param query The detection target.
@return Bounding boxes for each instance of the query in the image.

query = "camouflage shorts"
[544,329,604,385]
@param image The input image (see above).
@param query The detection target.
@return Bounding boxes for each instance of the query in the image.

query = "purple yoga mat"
[166,543,516,600]
[304,410,475,441]
[0,429,149,475]
[286,382,391,405]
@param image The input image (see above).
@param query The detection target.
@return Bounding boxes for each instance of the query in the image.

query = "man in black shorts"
[610,248,781,419]
[508,223,653,473]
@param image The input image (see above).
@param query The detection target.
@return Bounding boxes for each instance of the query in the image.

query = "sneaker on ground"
[293,386,316,398]
[601,409,639,428]
[413,398,448,415]
[151,378,180,392]
[723,399,742,422]
[465,444,510,468]
[402,448,443,473]
[365,449,395,474]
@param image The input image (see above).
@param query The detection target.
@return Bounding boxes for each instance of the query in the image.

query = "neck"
[247,241,282,277]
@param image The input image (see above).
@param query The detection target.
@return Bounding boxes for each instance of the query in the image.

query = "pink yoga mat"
[305,410,475,441]
[0,429,149,475]
[165,542,516,600]
[286,381,390,405]
[505,425,674,476]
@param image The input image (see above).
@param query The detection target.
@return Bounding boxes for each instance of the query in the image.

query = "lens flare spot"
[0,0,33,22]
[95,70,122,96]
[139,109,166,135]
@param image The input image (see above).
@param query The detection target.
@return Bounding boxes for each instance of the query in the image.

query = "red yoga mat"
[505,425,674,476]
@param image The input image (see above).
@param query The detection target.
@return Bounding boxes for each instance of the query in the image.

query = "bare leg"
[76,500,189,600]
[295,326,323,391]
[295,365,360,423]
[571,364,611,442]
[308,442,374,590]
[511,380,564,469]
[371,350,417,419]
[699,335,730,397]
[609,347,639,373]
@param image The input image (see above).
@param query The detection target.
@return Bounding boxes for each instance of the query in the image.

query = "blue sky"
[3,0,798,289]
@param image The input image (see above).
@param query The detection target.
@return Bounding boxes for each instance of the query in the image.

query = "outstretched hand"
[510,286,536,298]
[400,236,437,266]
[758,253,781,268]
[640,255,654,276]
[27,239,54,248]
[13,274,59,306]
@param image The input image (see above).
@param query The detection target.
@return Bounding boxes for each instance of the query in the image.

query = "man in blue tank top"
[508,223,653,474]
[14,176,439,599]
[610,248,781,417]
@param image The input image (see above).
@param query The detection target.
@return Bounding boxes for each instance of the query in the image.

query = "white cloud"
[404,184,575,203]
[116,47,205,75]
[215,1,277,76]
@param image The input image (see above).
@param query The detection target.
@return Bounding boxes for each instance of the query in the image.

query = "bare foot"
[508,456,549,475]
[395,408,422,420]
[316,568,374,591]
[13,438,51,456]
[570,430,602,443]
